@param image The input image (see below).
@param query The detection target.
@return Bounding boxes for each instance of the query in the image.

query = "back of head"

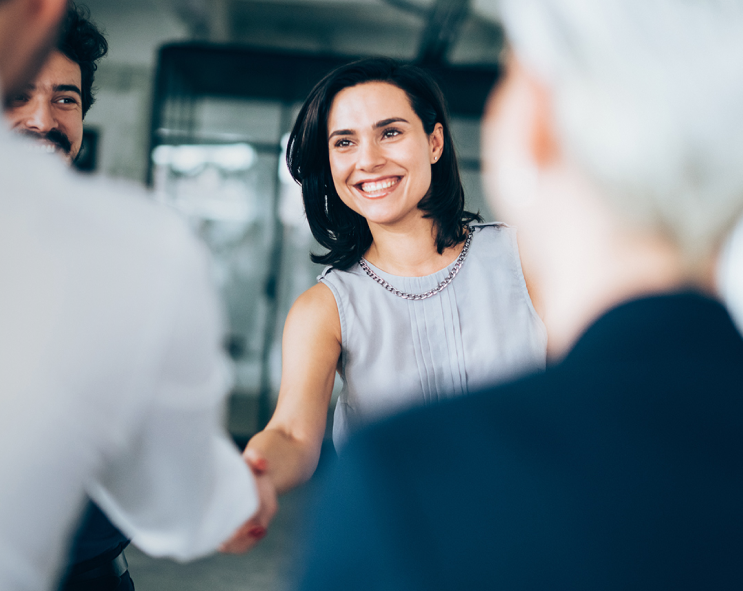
[57,2,107,118]
[497,0,743,263]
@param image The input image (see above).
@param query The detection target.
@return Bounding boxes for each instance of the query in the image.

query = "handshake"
[220,450,278,554]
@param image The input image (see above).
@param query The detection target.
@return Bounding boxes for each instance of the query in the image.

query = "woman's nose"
[356,140,385,171]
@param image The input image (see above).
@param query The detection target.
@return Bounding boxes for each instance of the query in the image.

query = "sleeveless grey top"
[319,223,547,447]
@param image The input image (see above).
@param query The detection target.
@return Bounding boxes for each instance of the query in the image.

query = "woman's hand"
[220,282,341,553]
[219,450,278,553]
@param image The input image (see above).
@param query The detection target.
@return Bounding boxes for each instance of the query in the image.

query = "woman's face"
[326,81,443,229]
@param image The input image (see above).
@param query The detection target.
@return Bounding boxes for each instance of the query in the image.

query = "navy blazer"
[297,292,743,591]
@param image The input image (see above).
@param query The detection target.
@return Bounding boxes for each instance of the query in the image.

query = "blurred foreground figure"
[297,1,743,589]
[4,5,137,590]
[0,1,273,590]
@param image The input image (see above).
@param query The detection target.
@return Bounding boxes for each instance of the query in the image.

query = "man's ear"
[522,63,559,169]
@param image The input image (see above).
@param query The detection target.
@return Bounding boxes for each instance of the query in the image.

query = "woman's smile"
[354,176,402,198]
[326,81,443,228]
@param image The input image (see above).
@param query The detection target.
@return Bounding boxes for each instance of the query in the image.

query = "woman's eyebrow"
[374,117,408,128]
[328,128,354,140]
[328,117,409,140]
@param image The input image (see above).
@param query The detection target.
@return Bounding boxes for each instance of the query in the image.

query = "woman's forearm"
[245,427,322,495]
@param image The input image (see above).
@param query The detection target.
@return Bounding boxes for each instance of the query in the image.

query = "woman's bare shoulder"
[293,282,337,311]
[286,282,341,340]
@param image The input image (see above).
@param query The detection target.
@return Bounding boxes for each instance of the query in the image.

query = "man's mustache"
[20,129,72,155]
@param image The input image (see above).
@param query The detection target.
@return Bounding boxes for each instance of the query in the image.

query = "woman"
[223,57,546,550]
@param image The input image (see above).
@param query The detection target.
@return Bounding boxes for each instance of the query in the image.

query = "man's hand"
[219,449,278,553]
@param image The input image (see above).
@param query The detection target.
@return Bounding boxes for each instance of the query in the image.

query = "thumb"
[243,447,268,475]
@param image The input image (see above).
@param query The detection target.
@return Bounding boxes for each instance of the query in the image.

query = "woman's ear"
[430,122,444,163]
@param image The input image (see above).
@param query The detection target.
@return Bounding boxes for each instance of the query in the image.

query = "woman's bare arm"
[245,282,341,494]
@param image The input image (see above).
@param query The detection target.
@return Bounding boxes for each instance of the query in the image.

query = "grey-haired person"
[296,1,743,589]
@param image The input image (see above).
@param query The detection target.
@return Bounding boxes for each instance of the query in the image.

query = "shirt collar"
[561,291,741,368]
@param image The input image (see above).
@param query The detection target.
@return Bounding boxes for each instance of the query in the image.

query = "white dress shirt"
[0,120,257,591]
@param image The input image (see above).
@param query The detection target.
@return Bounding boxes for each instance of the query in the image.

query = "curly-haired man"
[4,2,107,163]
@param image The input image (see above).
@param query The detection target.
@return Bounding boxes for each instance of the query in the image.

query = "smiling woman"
[327,82,442,236]
[222,58,547,553]
[288,58,478,271]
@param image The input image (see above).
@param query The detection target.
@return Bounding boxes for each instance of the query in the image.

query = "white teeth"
[28,142,57,154]
[360,178,398,193]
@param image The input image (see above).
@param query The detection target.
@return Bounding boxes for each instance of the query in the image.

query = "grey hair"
[495,0,743,262]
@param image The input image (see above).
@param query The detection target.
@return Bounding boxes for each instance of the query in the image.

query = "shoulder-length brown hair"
[287,57,481,271]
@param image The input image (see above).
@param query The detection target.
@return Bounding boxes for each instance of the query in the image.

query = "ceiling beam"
[208,0,232,42]
[382,0,428,19]
[416,0,470,65]
[164,0,232,41]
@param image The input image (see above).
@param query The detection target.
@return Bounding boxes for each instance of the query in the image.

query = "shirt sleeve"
[86,229,258,561]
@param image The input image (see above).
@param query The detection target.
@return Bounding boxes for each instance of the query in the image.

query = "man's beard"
[19,129,72,156]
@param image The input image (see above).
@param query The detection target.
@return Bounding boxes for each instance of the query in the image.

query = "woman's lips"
[355,176,401,197]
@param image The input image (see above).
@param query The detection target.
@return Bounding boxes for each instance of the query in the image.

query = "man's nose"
[23,99,57,133]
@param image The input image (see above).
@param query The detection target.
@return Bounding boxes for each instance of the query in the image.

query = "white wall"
[82,0,191,182]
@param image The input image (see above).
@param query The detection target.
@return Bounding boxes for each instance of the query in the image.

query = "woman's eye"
[383,128,401,139]
[334,138,352,148]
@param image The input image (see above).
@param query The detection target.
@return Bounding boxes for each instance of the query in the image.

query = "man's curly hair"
[57,2,108,118]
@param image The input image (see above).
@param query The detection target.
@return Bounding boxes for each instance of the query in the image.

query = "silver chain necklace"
[358,228,473,301]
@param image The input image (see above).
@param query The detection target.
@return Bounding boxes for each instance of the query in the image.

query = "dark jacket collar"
[561,291,743,368]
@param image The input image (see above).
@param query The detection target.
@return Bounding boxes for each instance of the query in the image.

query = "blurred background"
[75,0,503,588]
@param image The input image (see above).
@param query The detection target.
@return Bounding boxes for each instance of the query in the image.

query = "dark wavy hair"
[287,57,481,271]
[57,2,108,118]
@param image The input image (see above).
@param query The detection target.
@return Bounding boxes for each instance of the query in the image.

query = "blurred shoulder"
[70,172,196,252]
[1,134,200,270]
[341,369,555,464]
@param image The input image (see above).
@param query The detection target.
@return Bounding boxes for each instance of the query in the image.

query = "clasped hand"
[219,449,278,553]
